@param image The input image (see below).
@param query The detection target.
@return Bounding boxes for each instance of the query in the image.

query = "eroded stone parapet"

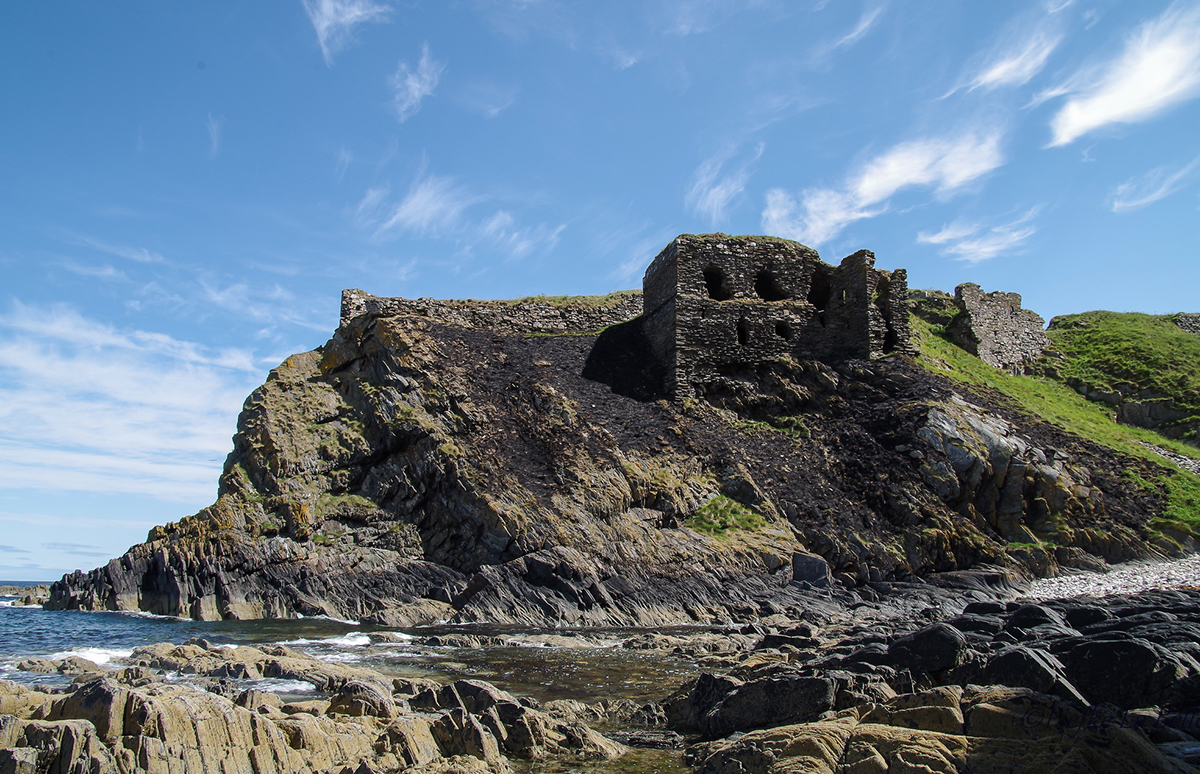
[947,283,1049,373]
[340,289,642,336]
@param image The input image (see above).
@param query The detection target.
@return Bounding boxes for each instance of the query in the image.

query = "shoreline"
[1021,551,1200,601]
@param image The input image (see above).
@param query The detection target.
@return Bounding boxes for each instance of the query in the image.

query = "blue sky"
[2,0,1199,580]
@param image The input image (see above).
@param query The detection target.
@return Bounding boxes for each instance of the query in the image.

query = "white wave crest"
[47,647,132,665]
[281,633,371,648]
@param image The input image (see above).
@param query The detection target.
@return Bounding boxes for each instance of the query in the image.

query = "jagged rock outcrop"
[671,587,1200,773]
[46,236,1179,624]
[0,639,622,774]
[914,395,1158,563]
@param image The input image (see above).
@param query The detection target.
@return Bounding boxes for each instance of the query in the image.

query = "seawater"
[1,597,696,772]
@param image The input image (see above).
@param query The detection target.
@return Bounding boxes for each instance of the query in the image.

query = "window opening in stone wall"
[808,266,832,311]
[703,266,733,301]
[754,270,788,301]
[775,321,793,340]
[737,317,750,345]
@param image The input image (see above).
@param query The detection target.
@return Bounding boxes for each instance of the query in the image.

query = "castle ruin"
[641,234,911,398]
[945,283,1049,373]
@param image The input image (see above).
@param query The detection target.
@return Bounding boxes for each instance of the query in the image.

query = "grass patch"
[910,315,1200,463]
[732,416,811,442]
[506,290,640,309]
[686,495,767,537]
[1165,471,1200,525]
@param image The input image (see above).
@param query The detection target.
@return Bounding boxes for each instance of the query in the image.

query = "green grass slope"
[909,313,1200,535]
[1046,311,1200,414]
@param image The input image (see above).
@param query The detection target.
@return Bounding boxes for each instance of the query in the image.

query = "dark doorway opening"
[808,266,832,311]
[737,317,750,345]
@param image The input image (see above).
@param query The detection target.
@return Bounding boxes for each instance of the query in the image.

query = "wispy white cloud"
[763,130,1005,245]
[301,0,392,65]
[1047,2,1200,146]
[969,29,1061,91]
[392,44,445,123]
[44,542,111,558]
[1110,156,1200,212]
[59,262,126,281]
[359,171,563,259]
[206,113,225,159]
[917,207,1039,263]
[833,5,885,49]
[378,174,477,236]
[610,229,680,282]
[73,235,165,264]
[456,80,519,118]
[334,146,353,181]
[0,303,264,501]
[661,0,773,36]
[604,47,642,70]
[686,143,764,226]
[481,211,566,259]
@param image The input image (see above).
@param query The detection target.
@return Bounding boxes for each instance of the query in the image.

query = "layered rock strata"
[670,586,1200,773]
[0,640,621,774]
[46,237,1177,624]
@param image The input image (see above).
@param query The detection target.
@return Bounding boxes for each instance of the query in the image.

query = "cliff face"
[47,289,1173,624]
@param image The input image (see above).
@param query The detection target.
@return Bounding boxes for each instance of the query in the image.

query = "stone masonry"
[946,283,1049,373]
[340,289,643,336]
[1173,313,1200,336]
[641,234,911,398]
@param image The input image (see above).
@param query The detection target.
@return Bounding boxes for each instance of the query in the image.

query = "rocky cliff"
[47,278,1186,624]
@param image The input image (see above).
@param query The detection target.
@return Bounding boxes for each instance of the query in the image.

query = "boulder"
[697,674,836,739]
[982,646,1087,704]
[791,552,832,588]
[886,623,969,675]
[1059,638,1188,708]
[328,680,398,718]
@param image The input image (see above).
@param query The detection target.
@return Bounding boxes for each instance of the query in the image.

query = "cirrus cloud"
[763,130,1005,245]
[301,0,391,65]
[1046,2,1200,146]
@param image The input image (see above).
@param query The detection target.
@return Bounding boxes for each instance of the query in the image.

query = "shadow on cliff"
[580,316,665,402]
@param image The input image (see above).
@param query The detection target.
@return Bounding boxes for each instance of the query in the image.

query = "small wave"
[372,632,415,642]
[280,633,371,648]
[296,614,361,626]
[242,678,317,694]
[0,600,41,609]
[47,647,133,665]
[114,609,189,621]
[312,652,365,664]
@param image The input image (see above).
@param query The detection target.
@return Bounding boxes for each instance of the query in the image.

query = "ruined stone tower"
[642,234,911,398]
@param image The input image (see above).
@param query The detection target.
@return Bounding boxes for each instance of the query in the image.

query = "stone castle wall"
[642,234,910,397]
[946,283,1049,373]
[340,289,643,336]
[1173,313,1200,336]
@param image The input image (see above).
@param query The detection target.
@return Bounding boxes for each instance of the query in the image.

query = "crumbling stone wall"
[641,234,910,398]
[1173,313,1200,336]
[340,289,642,336]
[946,283,1049,373]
